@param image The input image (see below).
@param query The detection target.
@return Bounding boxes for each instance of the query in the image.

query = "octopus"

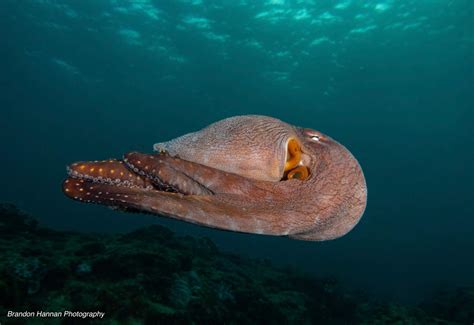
[63,115,367,241]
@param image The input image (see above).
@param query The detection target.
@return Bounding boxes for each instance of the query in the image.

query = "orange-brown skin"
[63,115,367,241]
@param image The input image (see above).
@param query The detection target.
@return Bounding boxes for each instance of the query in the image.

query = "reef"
[0,203,471,324]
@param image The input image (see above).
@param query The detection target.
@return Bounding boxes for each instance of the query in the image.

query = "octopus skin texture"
[63,115,367,241]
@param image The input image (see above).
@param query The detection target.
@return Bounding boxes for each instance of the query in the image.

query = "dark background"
[1,0,472,303]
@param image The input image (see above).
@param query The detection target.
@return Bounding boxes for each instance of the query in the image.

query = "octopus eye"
[303,129,323,142]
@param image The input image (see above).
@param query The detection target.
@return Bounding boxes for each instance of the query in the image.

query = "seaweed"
[0,204,470,324]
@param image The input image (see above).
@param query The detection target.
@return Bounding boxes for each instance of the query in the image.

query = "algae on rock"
[0,204,471,324]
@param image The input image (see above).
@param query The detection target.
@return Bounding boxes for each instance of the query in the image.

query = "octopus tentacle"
[63,115,367,241]
[123,152,213,196]
[63,177,152,208]
[63,175,296,235]
[66,159,153,189]
[62,155,297,234]
[123,152,264,196]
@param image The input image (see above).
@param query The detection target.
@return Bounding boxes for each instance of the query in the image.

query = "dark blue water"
[1,0,472,303]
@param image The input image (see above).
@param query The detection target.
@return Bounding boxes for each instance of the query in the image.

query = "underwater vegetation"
[0,203,472,324]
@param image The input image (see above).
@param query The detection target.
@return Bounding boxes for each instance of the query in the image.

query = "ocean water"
[0,0,472,309]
